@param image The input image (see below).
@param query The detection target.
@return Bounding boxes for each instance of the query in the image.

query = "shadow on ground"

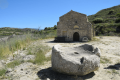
[104,63,120,70]
[45,40,87,44]
[37,67,95,80]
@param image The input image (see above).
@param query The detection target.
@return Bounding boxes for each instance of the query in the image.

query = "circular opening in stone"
[59,44,95,58]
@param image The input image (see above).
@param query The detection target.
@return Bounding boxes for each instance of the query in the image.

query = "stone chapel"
[56,10,93,42]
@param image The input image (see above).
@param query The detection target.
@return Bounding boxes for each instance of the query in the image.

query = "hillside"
[0,26,57,38]
[88,5,120,36]
[0,27,38,37]
[88,5,120,22]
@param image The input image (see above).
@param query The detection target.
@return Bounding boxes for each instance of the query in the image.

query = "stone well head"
[51,44,101,76]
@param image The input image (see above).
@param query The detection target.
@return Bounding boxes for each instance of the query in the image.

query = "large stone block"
[51,44,100,76]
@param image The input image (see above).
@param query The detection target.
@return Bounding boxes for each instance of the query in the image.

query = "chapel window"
[75,21,77,24]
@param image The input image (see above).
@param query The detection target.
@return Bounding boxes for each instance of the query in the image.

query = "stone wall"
[57,10,93,41]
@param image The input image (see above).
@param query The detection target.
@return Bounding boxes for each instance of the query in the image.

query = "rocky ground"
[0,36,120,80]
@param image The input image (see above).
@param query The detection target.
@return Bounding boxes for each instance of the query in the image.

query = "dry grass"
[0,34,32,60]
[0,32,55,78]
[0,32,55,60]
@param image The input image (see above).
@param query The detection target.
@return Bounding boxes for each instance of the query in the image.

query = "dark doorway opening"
[73,32,79,41]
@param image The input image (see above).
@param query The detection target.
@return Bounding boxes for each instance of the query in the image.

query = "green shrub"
[94,23,118,35]
[93,18,103,23]
[110,15,116,18]
[106,28,116,32]
[115,18,120,23]
[104,19,108,23]
[54,25,57,29]
[108,10,114,15]
[44,27,54,30]
[116,13,120,17]
[104,19,115,23]
[44,27,48,30]
[0,69,6,76]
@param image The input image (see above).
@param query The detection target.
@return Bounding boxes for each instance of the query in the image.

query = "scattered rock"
[6,68,12,73]
[23,55,35,61]
[21,69,23,71]
[0,61,4,68]
[51,44,101,76]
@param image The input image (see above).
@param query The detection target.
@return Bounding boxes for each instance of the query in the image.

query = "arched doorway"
[73,32,79,41]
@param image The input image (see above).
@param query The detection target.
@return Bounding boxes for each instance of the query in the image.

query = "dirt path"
[1,36,120,80]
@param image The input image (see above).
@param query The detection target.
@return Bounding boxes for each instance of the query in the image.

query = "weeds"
[0,34,32,60]
[0,31,55,60]
[112,69,119,74]
[107,70,119,74]
[27,50,33,55]
[27,45,51,65]
[6,60,24,68]
[100,57,111,64]
[107,71,111,74]
[88,37,99,42]
[23,47,26,50]
[0,69,6,76]
[92,37,99,41]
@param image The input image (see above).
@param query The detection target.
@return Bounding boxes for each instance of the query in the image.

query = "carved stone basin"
[51,44,101,76]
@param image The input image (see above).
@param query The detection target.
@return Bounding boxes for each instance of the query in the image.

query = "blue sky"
[0,0,120,29]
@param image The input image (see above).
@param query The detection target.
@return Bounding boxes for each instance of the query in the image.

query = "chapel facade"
[56,10,93,42]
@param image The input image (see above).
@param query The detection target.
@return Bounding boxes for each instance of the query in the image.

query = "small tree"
[54,25,57,29]
[44,27,47,30]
